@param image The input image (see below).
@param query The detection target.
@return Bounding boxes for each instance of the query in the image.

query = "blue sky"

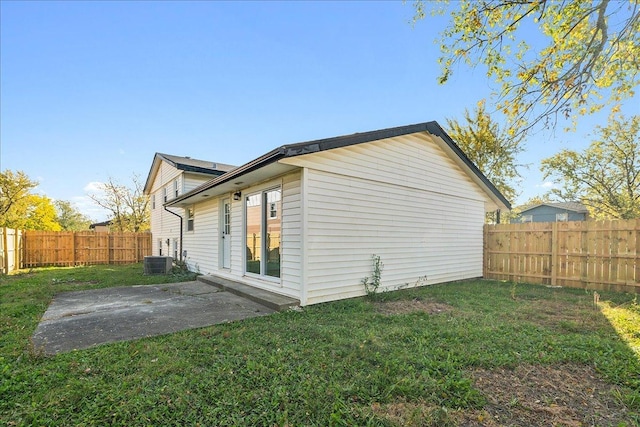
[1,1,638,221]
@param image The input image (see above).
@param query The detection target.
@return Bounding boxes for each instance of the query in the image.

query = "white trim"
[300,167,309,305]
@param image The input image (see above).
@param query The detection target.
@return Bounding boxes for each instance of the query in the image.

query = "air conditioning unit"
[143,256,173,275]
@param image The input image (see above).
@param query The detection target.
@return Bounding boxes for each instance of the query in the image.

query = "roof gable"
[143,153,236,194]
[167,121,511,210]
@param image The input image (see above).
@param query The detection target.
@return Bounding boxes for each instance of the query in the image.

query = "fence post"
[635,219,640,287]
[2,227,9,274]
[580,221,589,287]
[483,225,488,278]
[551,222,558,286]
[71,231,76,266]
[14,229,21,271]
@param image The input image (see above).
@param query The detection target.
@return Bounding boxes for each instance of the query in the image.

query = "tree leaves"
[414,0,640,134]
[446,99,526,206]
[541,115,640,219]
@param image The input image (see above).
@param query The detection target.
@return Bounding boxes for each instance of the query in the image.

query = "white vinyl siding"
[148,163,217,256]
[281,134,488,305]
[280,171,302,295]
[182,198,218,273]
[302,169,484,304]
[280,134,489,206]
[149,162,182,255]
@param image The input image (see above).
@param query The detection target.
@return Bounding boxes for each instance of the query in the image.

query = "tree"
[446,99,526,207]
[413,0,640,133]
[55,200,93,231]
[0,170,38,226]
[541,114,640,219]
[88,175,150,232]
[23,195,62,231]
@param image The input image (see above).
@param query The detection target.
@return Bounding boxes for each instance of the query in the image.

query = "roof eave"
[166,147,286,206]
[166,121,511,211]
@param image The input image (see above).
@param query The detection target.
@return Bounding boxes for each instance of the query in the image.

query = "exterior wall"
[280,171,303,295]
[182,196,219,272]
[183,172,213,193]
[282,134,488,305]
[148,163,214,256]
[515,206,587,223]
[149,162,182,256]
[181,171,303,300]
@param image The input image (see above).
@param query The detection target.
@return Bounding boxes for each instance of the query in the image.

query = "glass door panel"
[265,189,281,278]
[245,193,261,274]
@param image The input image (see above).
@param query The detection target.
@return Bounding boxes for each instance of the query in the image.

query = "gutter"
[163,207,184,262]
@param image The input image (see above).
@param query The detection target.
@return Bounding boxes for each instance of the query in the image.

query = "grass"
[1,264,639,426]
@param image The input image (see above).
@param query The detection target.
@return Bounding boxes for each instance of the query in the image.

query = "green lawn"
[1,264,639,426]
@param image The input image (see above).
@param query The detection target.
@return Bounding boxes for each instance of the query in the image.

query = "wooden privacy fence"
[484,219,640,293]
[0,230,152,271]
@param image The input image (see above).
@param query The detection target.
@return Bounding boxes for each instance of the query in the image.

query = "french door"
[245,187,281,278]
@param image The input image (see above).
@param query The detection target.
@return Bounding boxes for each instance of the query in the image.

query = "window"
[186,206,194,231]
[224,202,231,235]
[163,187,167,203]
[521,215,532,223]
[556,213,568,222]
[152,194,156,210]
[173,238,179,260]
[173,179,179,198]
[158,239,163,256]
[245,187,281,278]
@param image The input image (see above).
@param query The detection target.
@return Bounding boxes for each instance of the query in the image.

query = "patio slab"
[32,281,274,355]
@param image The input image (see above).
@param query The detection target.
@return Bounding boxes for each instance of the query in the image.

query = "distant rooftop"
[520,202,588,213]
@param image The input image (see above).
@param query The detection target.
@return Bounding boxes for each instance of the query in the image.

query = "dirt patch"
[374,299,454,316]
[463,364,631,426]
[370,364,632,426]
[521,300,603,332]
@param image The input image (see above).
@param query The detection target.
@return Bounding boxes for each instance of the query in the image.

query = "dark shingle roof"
[156,153,236,174]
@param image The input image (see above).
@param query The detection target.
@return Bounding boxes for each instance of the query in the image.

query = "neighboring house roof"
[166,121,511,211]
[143,153,237,194]
[89,220,112,229]
[520,202,588,214]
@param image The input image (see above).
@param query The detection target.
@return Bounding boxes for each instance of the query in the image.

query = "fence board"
[484,219,640,293]
[19,231,151,268]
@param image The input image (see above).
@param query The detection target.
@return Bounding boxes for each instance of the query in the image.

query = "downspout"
[164,207,184,262]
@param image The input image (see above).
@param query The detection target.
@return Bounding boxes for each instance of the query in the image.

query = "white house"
[154,121,510,306]
[143,153,235,259]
